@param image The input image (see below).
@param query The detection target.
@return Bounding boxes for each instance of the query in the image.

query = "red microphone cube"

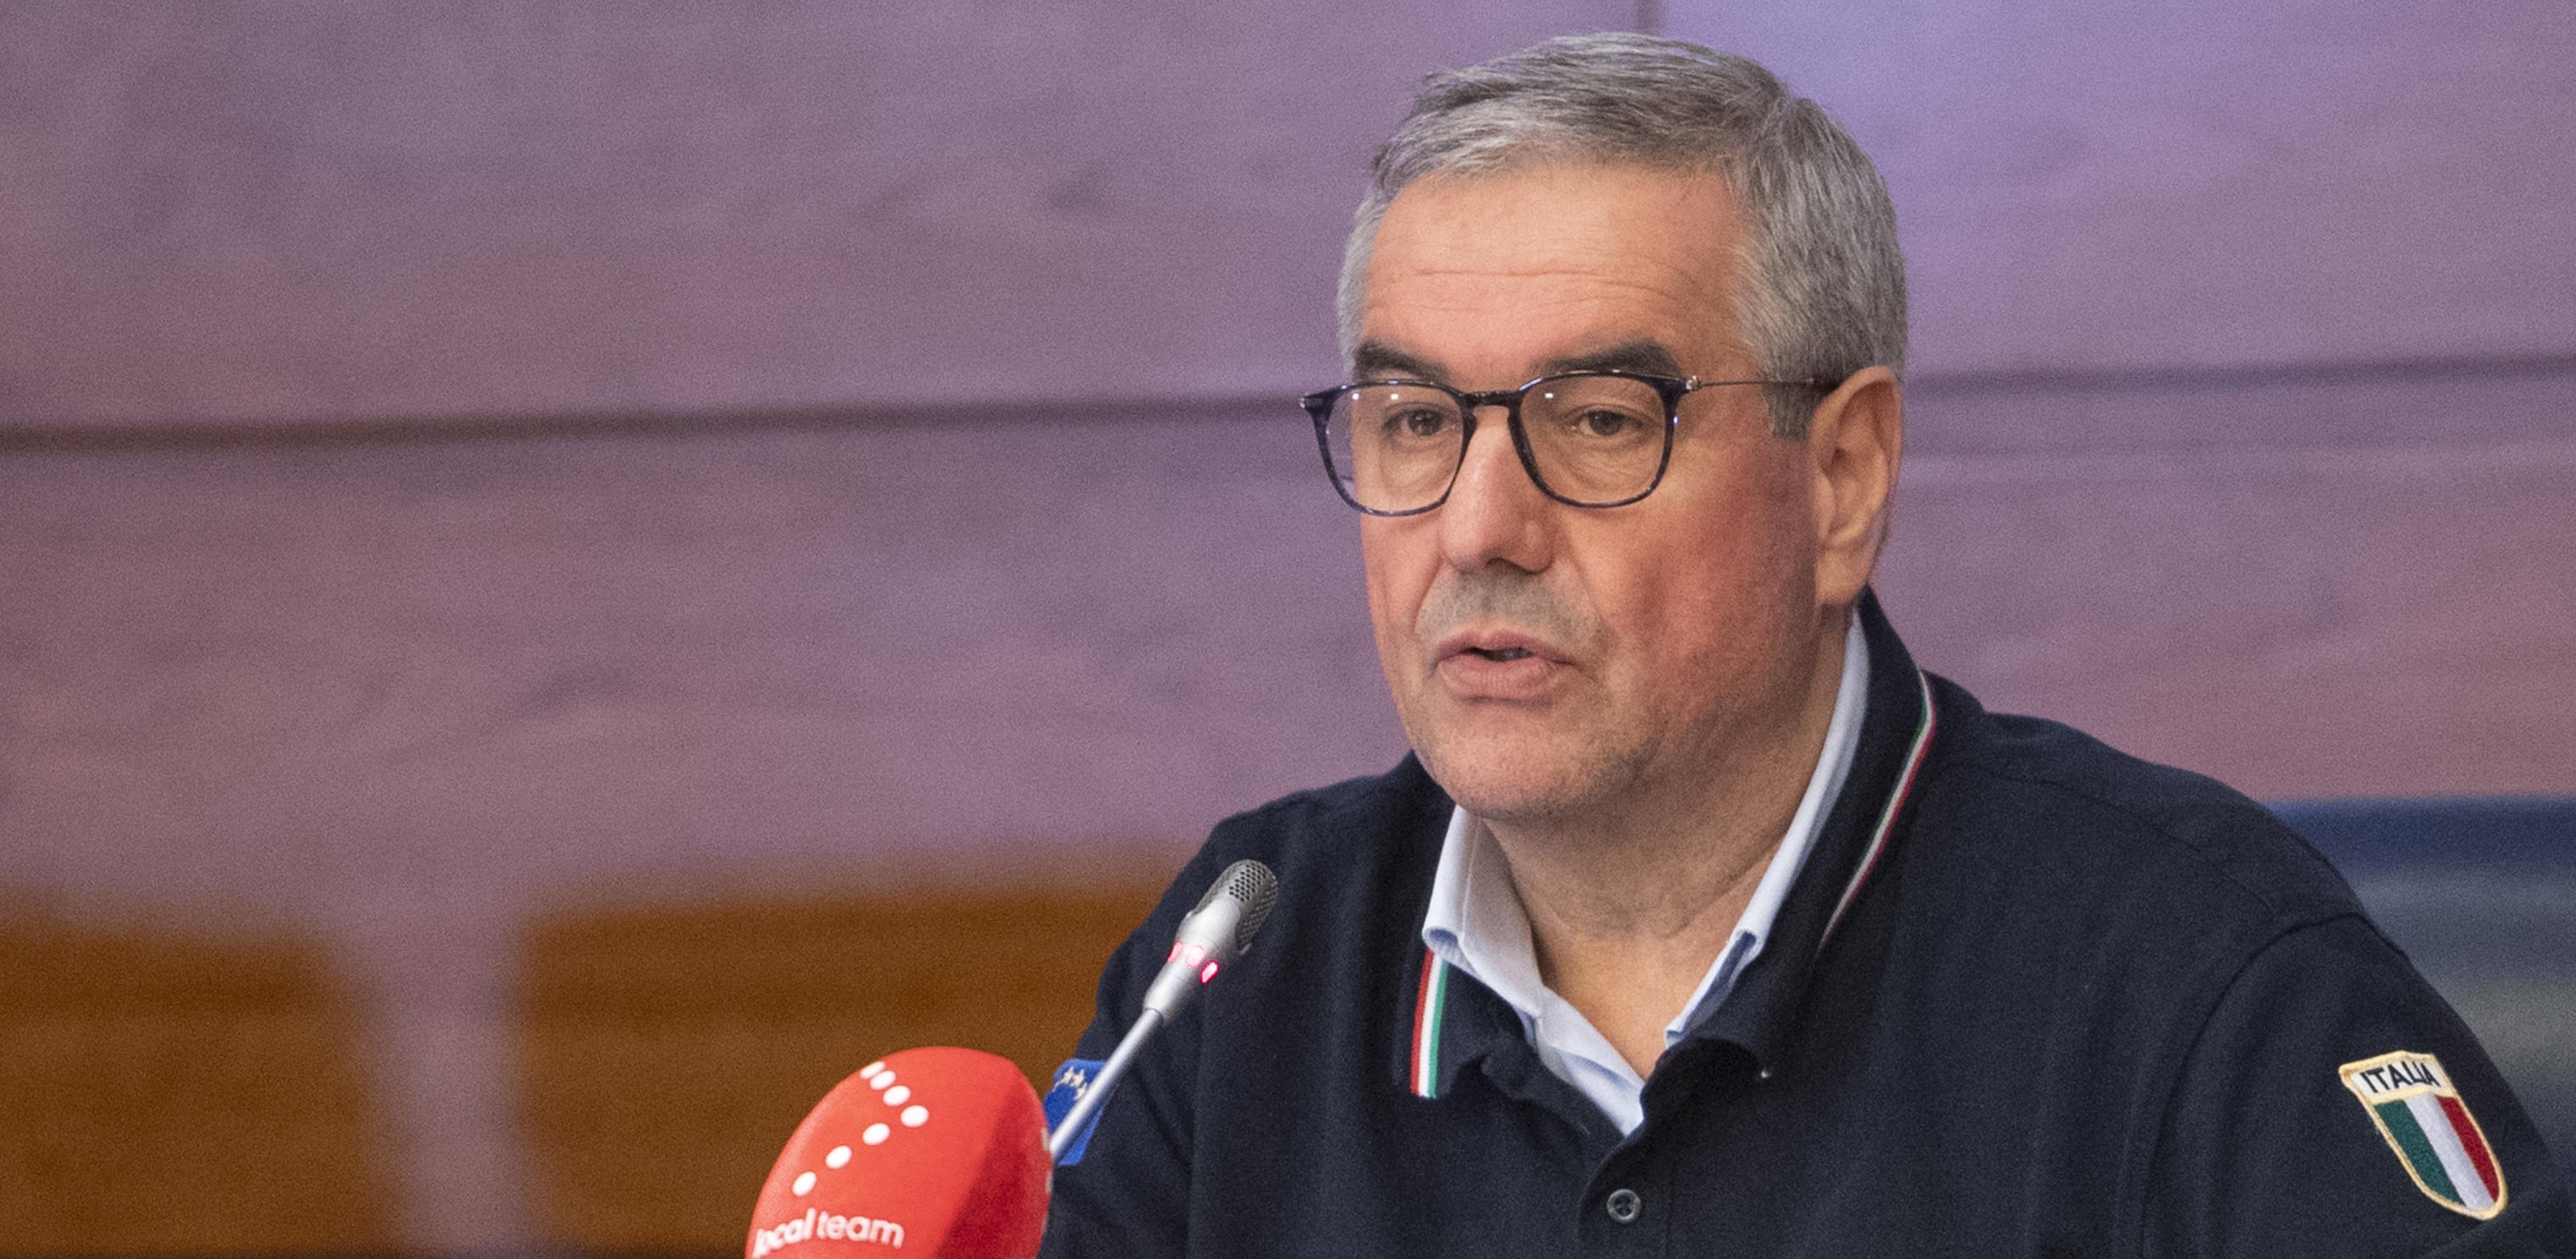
[747,1046,1050,1259]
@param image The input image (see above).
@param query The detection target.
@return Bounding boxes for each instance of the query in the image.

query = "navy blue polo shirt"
[1041,595,2575,1256]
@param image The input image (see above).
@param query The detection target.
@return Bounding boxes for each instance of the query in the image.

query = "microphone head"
[1194,858,1278,957]
[1143,859,1279,1020]
[747,1046,1050,1259]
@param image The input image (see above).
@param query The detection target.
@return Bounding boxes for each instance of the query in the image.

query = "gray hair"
[1338,33,1907,435]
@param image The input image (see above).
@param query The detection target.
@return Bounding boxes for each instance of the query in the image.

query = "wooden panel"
[8,4,2568,430]
[0,1,1623,429]
[0,408,1397,1249]
[0,408,1406,892]
[1908,363,2576,458]
[1881,441,2576,799]
[0,914,397,1253]
[1,380,2560,891]
[1671,0,2576,375]
[1883,365,2576,798]
[516,879,1167,1248]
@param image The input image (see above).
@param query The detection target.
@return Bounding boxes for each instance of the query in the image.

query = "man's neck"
[1483,613,1854,1078]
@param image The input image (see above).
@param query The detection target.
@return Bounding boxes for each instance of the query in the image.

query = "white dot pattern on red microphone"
[776,1060,944,1209]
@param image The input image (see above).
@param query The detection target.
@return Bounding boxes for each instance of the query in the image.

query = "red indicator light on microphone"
[1199,961,1220,984]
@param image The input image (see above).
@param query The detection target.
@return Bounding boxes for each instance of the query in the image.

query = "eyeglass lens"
[1322,374,1670,513]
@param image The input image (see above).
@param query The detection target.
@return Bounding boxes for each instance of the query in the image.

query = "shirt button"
[1604,1188,1642,1224]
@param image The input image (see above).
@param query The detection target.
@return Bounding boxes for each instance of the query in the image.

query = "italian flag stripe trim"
[1819,668,1937,952]
[1409,948,1449,1099]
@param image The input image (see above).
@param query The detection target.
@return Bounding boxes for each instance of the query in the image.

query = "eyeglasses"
[1300,371,1822,516]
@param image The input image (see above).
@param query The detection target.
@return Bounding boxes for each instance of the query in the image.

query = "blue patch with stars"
[1044,1057,1110,1165]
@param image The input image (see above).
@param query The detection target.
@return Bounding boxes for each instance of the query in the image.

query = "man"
[1041,33,2573,1256]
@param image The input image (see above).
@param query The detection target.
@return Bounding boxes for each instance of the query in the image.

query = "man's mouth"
[1431,629,1563,698]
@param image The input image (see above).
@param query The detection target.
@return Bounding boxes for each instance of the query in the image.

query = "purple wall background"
[6,3,2570,430]
[2,1,2571,1250]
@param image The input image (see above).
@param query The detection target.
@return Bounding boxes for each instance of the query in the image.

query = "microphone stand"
[1046,858,1274,1165]
[1045,1008,1161,1162]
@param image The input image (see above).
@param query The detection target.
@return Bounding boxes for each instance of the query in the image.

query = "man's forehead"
[1355,164,1747,382]
[1371,163,1737,265]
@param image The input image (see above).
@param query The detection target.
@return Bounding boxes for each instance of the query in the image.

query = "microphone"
[1046,859,1277,1162]
[747,1046,1050,1259]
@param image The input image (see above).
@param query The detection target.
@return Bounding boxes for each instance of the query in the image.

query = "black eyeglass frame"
[1299,370,1825,516]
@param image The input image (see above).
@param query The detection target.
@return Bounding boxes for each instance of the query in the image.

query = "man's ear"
[1804,366,1903,612]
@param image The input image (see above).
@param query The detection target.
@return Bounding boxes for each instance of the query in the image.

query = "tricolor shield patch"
[2339,1050,2507,1219]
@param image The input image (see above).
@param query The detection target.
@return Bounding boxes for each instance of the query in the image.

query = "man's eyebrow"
[1538,341,1687,379]
[1349,341,1447,382]
[1350,339,1687,383]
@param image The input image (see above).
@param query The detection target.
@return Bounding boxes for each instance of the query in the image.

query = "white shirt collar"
[1419,618,1872,1134]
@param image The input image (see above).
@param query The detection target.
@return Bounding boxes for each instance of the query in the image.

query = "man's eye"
[1383,407,1454,439]
[1572,408,1645,438]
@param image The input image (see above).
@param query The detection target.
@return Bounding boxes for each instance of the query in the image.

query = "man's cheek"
[1363,584,1427,705]
[1361,548,1435,669]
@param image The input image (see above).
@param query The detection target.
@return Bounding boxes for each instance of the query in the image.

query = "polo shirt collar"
[1676,591,1937,1072]
[1400,590,1938,1100]
[1416,614,1871,1131]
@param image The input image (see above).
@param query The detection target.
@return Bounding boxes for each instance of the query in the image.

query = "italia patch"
[2339,1050,2507,1219]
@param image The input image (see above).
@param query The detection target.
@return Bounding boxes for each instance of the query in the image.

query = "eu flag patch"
[1044,1058,1110,1166]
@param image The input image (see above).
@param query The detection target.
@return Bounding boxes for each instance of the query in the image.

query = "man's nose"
[1438,408,1554,574]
